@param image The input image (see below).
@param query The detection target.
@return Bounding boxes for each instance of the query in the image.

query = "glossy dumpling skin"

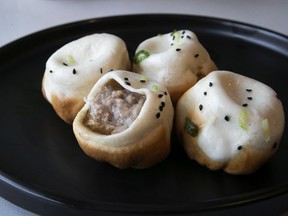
[132,30,217,103]
[73,70,174,169]
[42,33,131,124]
[175,70,285,175]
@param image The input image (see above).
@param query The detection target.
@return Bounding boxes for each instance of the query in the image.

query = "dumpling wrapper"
[42,33,131,124]
[132,30,217,103]
[175,70,285,175]
[73,70,174,169]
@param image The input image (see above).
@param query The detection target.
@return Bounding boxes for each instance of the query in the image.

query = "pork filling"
[83,80,146,134]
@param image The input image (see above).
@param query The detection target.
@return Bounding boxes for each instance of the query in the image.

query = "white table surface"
[1,0,288,215]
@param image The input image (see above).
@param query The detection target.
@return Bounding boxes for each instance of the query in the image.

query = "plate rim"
[0,13,288,214]
[1,13,288,49]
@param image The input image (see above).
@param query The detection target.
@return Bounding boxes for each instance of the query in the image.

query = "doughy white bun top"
[177,70,285,162]
[132,30,217,102]
[43,33,130,101]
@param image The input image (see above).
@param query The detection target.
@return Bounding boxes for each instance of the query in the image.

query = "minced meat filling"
[83,81,146,135]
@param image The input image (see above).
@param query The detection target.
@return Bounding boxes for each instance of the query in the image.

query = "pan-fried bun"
[73,70,174,169]
[132,30,217,103]
[42,33,131,124]
[175,70,285,175]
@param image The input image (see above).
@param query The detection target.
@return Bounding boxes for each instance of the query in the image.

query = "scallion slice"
[184,117,198,137]
[152,85,159,91]
[67,55,76,65]
[133,50,150,64]
[238,109,249,131]
[262,118,270,142]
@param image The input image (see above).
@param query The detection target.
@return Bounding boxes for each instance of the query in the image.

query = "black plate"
[1,14,288,216]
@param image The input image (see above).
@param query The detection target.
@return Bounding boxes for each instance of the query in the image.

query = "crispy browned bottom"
[42,84,84,124]
[182,135,275,175]
[73,125,171,169]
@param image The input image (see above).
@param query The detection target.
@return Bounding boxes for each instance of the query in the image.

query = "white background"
[0,0,287,215]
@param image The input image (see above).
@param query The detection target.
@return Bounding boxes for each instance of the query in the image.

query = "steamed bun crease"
[42,33,131,124]
[132,30,217,103]
[73,70,174,169]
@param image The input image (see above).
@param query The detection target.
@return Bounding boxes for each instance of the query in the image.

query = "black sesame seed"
[247,97,253,100]
[224,115,230,121]
[204,91,207,96]
[242,103,248,107]
[100,68,103,74]
[140,79,146,83]
[171,43,174,46]
[182,30,185,34]
[158,94,163,98]
[124,77,129,81]
[161,101,165,107]
[72,68,77,74]
[176,48,181,52]
[125,81,131,86]
[156,112,161,118]
[62,62,68,66]
[172,36,175,40]
[246,89,252,92]
[164,91,167,95]
[272,143,278,149]
[209,82,213,87]
[109,69,114,72]
[49,70,53,73]
[181,35,184,39]
[159,106,163,111]
[237,145,243,150]
[199,104,203,111]
[194,54,199,58]
[186,35,191,39]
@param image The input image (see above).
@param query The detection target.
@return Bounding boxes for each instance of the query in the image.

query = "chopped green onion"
[140,75,148,82]
[170,29,178,36]
[184,117,198,137]
[133,50,150,64]
[238,109,249,131]
[172,31,180,40]
[262,119,270,142]
[67,55,76,65]
[152,85,159,91]
[171,30,183,47]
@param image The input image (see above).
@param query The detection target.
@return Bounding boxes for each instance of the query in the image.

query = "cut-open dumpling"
[42,33,130,124]
[73,70,174,169]
[175,70,285,175]
[132,30,217,103]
